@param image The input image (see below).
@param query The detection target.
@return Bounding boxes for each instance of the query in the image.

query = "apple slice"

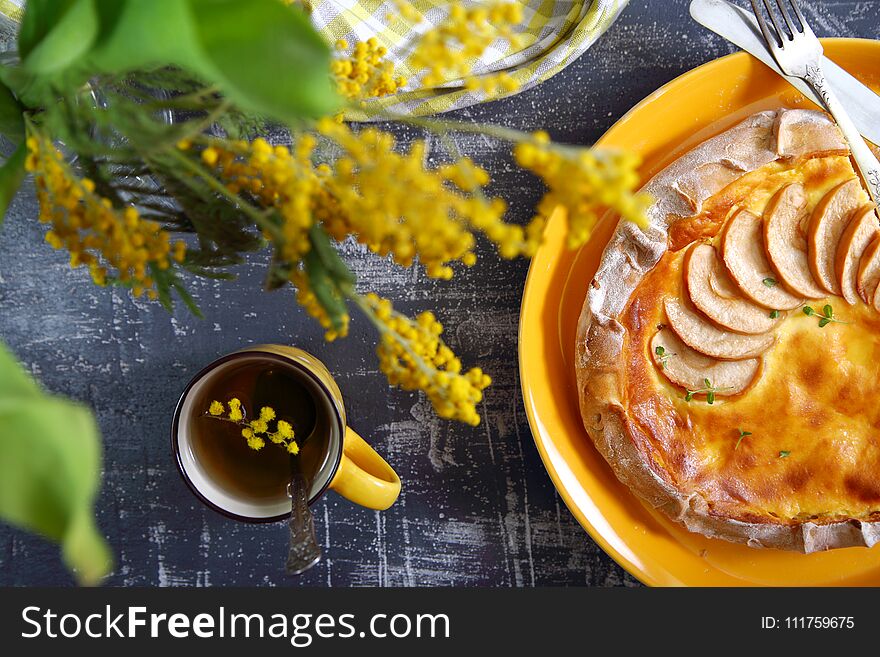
[720,209,803,310]
[664,297,775,361]
[651,328,760,396]
[808,178,864,295]
[684,242,780,334]
[764,183,827,299]
[857,235,880,304]
[835,204,880,305]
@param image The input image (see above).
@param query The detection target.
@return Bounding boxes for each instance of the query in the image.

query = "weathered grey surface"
[0,0,877,587]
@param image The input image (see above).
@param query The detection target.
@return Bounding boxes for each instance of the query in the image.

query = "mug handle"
[328,428,401,510]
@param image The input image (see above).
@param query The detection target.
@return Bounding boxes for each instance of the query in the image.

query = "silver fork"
[750,0,880,204]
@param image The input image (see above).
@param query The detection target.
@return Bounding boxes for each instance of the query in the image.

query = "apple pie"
[576,109,880,552]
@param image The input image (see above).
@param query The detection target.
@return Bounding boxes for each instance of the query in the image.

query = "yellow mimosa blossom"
[290,269,350,341]
[362,293,491,426]
[196,137,324,266]
[208,400,299,453]
[26,133,186,300]
[250,418,269,434]
[246,435,265,451]
[276,420,295,439]
[515,133,651,249]
[410,2,524,93]
[316,119,506,279]
[332,37,407,102]
[227,397,244,422]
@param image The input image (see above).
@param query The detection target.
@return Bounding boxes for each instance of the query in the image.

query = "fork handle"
[803,63,880,206]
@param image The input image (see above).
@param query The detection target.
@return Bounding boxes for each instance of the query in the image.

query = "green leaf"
[187,0,338,119]
[0,141,26,224]
[0,341,111,585]
[818,317,831,328]
[86,0,338,122]
[0,78,24,141]
[803,306,815,316]
[19,0,100,75]
[823,304,834,318]
[762,277,777,288]
[303,250,347,331]
[779,450,790,458]
[769,310,779,319]
[309,224,355,285]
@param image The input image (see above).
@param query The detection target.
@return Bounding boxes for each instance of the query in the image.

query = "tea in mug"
[188,360,332,504]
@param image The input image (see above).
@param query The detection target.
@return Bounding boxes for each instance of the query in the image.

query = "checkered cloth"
[0,0,629,119]
[312,0,629,118]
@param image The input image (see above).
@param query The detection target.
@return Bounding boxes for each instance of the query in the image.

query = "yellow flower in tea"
[208,400,299,453]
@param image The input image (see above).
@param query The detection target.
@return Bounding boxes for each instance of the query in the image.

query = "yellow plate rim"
[518,38,880,587]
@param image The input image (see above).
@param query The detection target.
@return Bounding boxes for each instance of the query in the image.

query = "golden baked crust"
[576,109,880,552]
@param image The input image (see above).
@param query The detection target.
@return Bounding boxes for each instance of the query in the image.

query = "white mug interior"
[175,354,342,520]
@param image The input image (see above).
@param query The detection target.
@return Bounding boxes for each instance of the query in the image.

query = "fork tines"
[750,0,814,46]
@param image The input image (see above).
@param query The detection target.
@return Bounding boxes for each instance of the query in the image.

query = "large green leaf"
[19,0,100,74]
[187,0,337,119]
[85,0,338,121]
[0,141,26,225]
[0,77,24,141]
[0,342,112,585]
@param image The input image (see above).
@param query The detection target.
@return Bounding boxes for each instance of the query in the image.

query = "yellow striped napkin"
[311,0,629,119]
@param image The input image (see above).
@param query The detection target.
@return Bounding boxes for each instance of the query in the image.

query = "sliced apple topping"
[764,183,828,299]
[835,204,880,305]
[775,109,847,158]
[664,297,775,360]
[651,328,760,396]
[684,242,780,334]
[857,235,880,306]
[720,209,803,310]
[808,178,864,295]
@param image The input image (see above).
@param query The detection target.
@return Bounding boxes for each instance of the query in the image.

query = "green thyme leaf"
[818,317,831,328]
[803,306,815,316]
[769,310,780,319]
[735,428,752,450]
[779,450,790,458]
[823,304,834,318]
[762,277,777,288]
[707,391,715,405]
[655,346,665,356]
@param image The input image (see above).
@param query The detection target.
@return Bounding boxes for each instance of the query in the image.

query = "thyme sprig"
[684,378,731,404]
[803,304,848,327]
[654,345,676,369]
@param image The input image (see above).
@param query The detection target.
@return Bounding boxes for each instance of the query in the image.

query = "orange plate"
[519,39,880,587]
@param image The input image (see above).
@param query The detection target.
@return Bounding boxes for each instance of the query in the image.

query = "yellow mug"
[172,345,401,521]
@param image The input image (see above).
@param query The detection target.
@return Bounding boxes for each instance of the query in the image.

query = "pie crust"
[576,109,880,552]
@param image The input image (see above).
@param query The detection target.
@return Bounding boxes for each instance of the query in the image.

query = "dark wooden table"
[1,0,876,587]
